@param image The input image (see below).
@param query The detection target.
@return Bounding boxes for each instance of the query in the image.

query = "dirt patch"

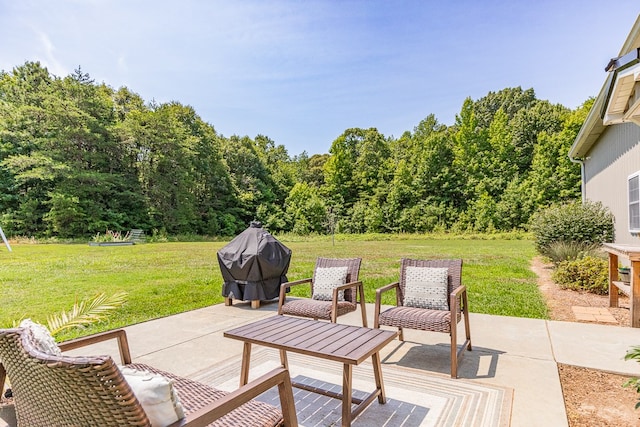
[558,364,639,426]
[531,257,640,426]
[531,257,630,325]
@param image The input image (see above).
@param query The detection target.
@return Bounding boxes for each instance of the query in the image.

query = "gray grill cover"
[217,222,292,301]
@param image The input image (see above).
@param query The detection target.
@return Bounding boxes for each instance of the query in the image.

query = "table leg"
[342,364,353,427]
[632,261,640,328]
[240,342,252,386]
[279,349,289,369]
[371,352,386,403]
[609,253,619,308]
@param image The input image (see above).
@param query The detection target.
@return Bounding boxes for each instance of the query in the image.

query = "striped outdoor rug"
[191,347,512,427]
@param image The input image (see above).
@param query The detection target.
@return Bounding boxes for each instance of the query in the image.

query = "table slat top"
[224,315,398,365]
[602,243,640,261]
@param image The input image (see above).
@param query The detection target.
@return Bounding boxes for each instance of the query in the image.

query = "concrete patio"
[65,301,640,426]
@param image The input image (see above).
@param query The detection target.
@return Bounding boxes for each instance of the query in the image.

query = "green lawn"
[0,236,545,340]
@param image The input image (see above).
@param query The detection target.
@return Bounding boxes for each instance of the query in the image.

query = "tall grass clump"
[544,241,602,266]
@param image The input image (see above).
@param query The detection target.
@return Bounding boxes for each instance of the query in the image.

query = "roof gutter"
[568,76,610,159]
[568,156,585,203]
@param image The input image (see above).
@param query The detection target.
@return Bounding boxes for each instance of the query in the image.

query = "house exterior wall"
[584,122,640,244]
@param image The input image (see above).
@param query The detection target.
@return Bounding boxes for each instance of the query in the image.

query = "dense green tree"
[323,128,363,214]
[0,61,589,238]
[293,152,329,188]
[473,87,537,128]
[221,135,276,230]
[452,98,489,210]
[386,115,455,231]
[1,63,147,236]
[284,182,327,233]
[483,108,517,197]
[352,128,391,198]
[523,101,586,211]
[509,100,568,174]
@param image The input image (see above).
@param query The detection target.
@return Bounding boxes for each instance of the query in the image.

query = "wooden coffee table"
[224,315,398,426]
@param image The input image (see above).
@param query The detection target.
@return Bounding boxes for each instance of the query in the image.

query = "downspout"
[569,156,586,203]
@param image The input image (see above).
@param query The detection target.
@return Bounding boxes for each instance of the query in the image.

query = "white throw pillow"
[19,319,62,356]
[403,266,449,310]
[120,367,185,427]
[312,266,349,301]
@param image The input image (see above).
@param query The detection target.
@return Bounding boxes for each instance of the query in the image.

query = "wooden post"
[609,253,619,308]
[602,243,640,327]
[633,260,640,328]
[0,227,11,252]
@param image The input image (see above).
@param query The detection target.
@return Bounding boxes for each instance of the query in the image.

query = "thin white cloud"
[37,31,67,77]
[117,55,128,73]
[1,0,638,156]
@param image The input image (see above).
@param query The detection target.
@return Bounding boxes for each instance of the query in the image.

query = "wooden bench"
[611,280,632,297]
[603,243,640,327]
[129,229,145,244]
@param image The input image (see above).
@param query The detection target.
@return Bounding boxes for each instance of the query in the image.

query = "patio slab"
[548,320,640,375]
[63,301,640,426]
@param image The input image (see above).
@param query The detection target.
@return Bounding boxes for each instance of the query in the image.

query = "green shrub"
[624,346,640,409]
[544,241,601,265]
[530,200,614,256]
[552,256,609,295]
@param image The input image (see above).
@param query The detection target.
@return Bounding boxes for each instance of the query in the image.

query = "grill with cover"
[218,221,292,309]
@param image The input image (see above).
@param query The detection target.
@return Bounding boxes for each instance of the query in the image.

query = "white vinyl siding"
[630,172,640,232]
[582,123,640,244]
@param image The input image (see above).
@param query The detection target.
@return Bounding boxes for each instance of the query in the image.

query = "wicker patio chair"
[277,257,367,326]
[0,327,298,427]
[373,258,471,378]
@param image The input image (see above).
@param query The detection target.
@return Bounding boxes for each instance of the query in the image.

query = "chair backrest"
[0,328,149,426]
[399,258,463,309]
[312,257,362,303]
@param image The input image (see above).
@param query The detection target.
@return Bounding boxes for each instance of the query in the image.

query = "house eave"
[569,78,609,159]
[569,14,640,160]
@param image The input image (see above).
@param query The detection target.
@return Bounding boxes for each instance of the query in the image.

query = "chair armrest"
[374,282,400,328]
[278,278,312,314]
[334,280,361,292]
[333,280,365,304]
[450,285,466,298]
[376,282,400,303]
[329,280,366,324]
[58,329,132,365]
[176,367,298,427]
[449,285,467,313]
[281,278,313,288]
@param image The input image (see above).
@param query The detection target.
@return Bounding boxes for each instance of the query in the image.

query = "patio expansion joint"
[544,320,560,365]
[132,330,223,359]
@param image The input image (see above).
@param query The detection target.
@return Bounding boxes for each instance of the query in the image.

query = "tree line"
[0,61,584,238]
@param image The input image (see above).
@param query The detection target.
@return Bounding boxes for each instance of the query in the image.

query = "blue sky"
[1,1,638,156]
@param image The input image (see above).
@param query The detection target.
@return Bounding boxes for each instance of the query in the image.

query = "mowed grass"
[0,236,545,340]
